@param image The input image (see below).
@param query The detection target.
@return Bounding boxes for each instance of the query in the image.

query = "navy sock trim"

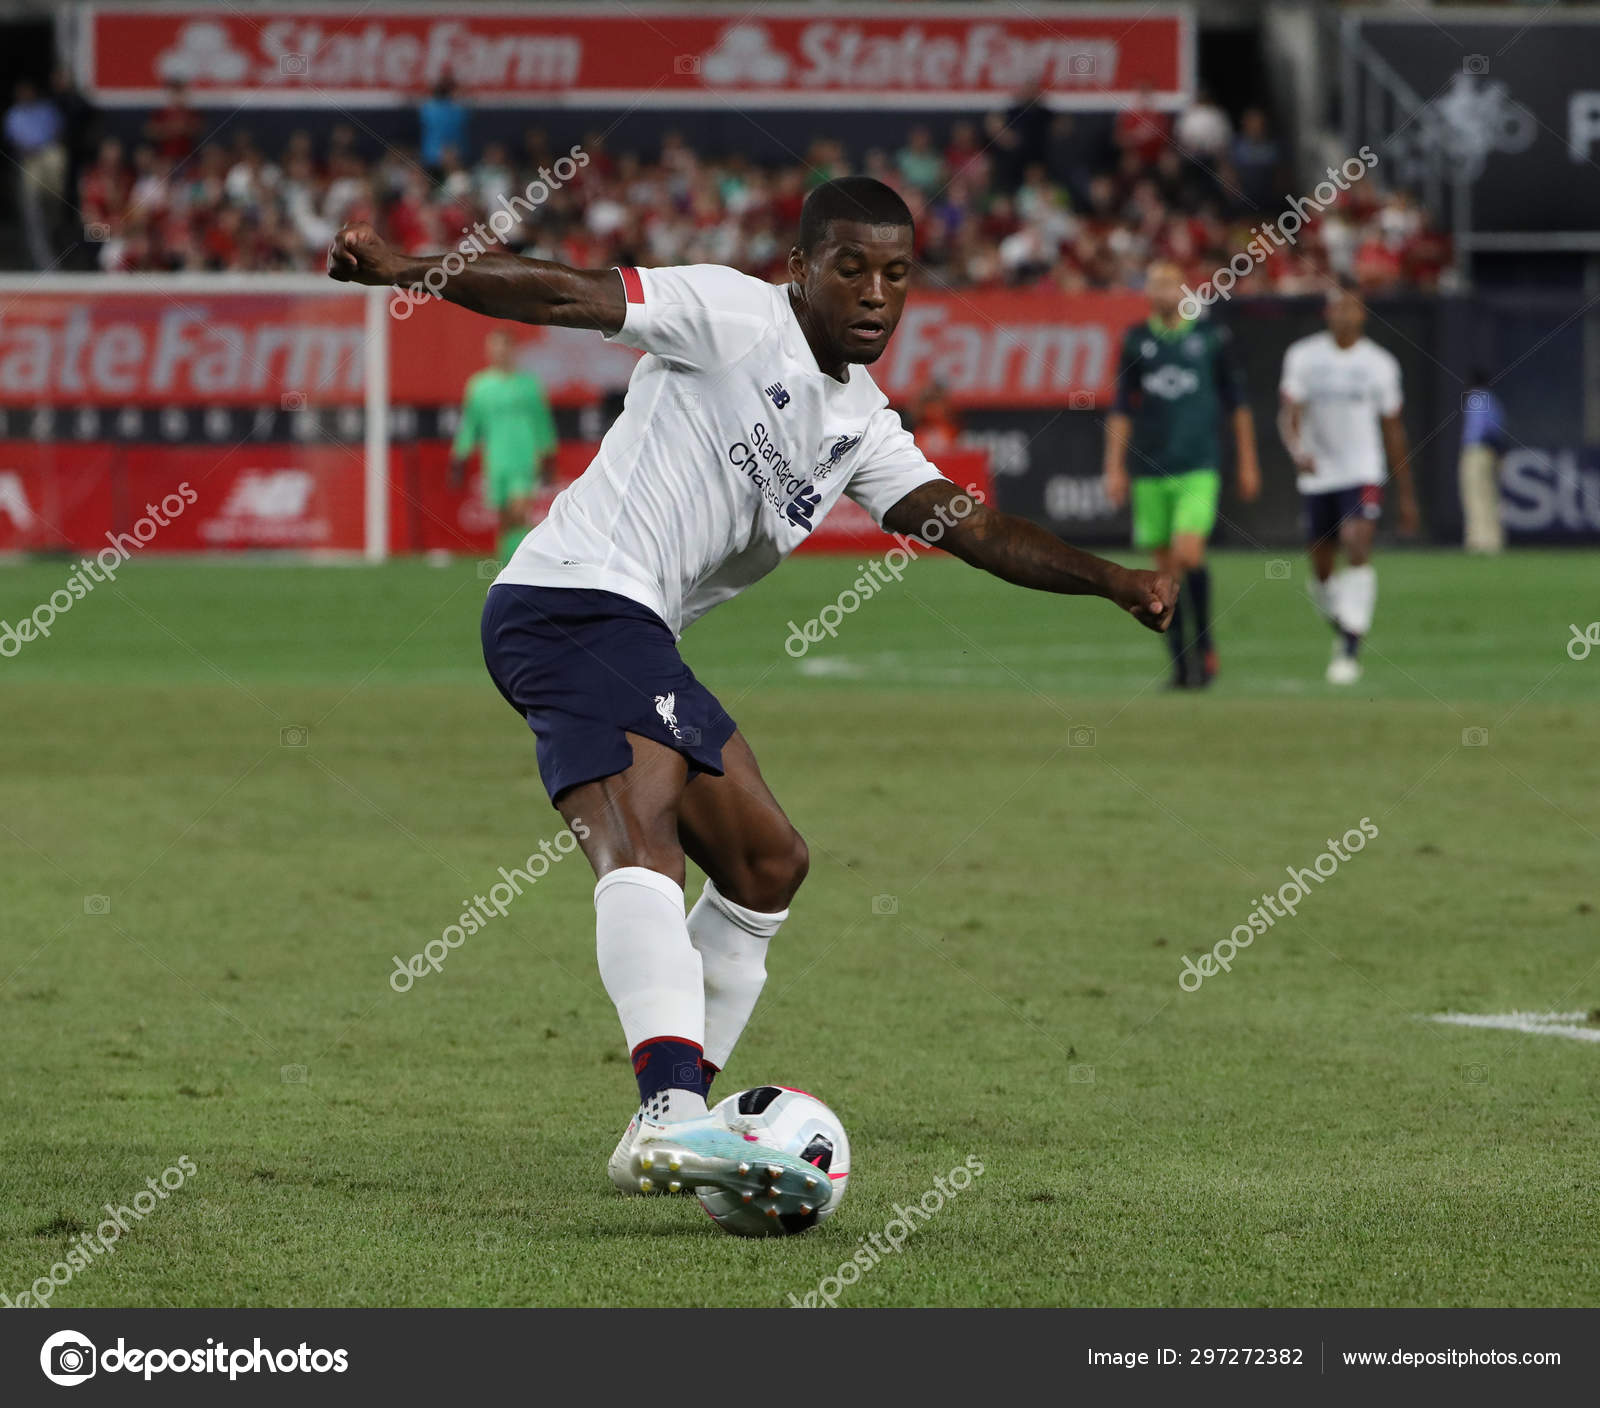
[630,1036,705,1103]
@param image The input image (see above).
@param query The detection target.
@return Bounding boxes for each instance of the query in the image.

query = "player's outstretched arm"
[327,222,625,333]
[882,479,1178,633]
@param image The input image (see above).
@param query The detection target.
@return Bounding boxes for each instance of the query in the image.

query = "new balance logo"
[765,383,790,410]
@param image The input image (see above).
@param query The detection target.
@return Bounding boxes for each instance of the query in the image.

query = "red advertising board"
[0,287,366,407]
[398,288,1147,410]
[0,283,1146,411]
[0,441,989,559]
[81,5,1191,109]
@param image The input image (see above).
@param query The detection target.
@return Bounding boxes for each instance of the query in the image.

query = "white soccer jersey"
[1278,331,1403,494]
[495,264,949,635]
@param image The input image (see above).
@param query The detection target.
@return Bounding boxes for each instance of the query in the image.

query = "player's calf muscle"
[701,830,809,912]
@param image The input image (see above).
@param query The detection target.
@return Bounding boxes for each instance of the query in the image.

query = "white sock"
[1333,564,1377,636]
[594,868,705,1117]
[688,878,786,1071]
[1308,574,1335,622]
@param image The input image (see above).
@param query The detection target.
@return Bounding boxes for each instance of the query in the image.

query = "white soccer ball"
[699,1085,851,1237]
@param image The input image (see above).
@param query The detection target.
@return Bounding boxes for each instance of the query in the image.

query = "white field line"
[1428,1011,1600,1044]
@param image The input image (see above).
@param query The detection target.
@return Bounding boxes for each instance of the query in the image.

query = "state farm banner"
[79,4,1192,109]
[0,287,366,407]
[399,288,1149,410]
[0,282,1146,412]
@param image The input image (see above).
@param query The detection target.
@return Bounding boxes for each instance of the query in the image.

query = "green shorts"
[484,464,537,511]
[1130,468,1220,551]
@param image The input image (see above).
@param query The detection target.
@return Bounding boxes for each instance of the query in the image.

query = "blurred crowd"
[5,77,1453,296]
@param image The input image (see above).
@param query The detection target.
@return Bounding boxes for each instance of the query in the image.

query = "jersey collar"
[1147,315,1196,341]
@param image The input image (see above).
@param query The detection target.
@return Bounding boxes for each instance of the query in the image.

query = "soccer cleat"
[1326,651,1362,686]
[608,1113,645,1195]
[626,1115,833,1218]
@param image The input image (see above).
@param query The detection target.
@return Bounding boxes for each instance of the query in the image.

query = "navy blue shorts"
[1303,484,1383,544]
[481,584,737,804]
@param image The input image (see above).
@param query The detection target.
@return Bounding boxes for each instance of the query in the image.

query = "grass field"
[1,548,1596,1308]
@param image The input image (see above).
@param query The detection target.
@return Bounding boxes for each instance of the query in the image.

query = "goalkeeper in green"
[452,330,560,564]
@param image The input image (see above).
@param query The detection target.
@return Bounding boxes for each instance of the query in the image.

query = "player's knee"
[1170,539,1204,573]
[734,830,809,912]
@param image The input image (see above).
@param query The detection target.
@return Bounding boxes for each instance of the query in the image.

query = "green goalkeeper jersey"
[452,368,559,500]
[1112,317,1245,477]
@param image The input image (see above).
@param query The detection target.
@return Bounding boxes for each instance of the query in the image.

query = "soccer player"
[1102,260,1259,689]
[451,330,559,565]
[328,179,1177,1219]
[1278,284,1420,685]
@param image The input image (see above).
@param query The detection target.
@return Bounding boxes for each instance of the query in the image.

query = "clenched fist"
[327,222,405,286]
[1111,566,1179,633]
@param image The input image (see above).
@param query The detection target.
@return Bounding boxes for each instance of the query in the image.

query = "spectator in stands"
[145,81,199,165]
[50,67,99,234]
[895,125,944,195]
[5,79,67,269]
[944,120,990,194]
[79,136,128,250]
[1005,78,1054,178]
[983,108,1026,193]
[1175,88,1232,162]
[1045,113,1098,209]
[1114,84,1172,169]
[30,99,1448,303]
[1229,107,1281,213]
[419,76,468,173]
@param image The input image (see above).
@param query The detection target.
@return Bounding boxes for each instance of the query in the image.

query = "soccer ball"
[699,1086,850,1237]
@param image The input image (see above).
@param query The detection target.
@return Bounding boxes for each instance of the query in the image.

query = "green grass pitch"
[1,548,1595,1307]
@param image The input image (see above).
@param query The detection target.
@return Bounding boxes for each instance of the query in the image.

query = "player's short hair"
[797,178,913,254]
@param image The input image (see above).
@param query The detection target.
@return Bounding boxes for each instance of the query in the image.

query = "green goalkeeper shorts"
[484,463,537,511]
[1130,468,1220,551]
